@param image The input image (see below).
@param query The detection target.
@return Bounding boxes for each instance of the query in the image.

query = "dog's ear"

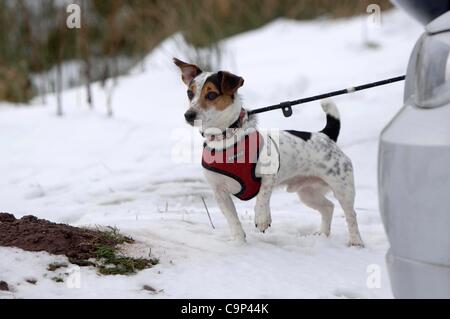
[219,71,244,95]
[173,58,203,85]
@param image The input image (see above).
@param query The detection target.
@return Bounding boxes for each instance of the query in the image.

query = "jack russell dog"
[174,58,364,247]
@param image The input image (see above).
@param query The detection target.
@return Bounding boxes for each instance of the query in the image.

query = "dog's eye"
[205,92,219,101]
[187,90,194,100]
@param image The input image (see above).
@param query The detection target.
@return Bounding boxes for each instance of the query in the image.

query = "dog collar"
[204,109,248,142]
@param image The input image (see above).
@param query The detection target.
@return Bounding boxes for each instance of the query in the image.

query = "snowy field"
[0,10,422,299]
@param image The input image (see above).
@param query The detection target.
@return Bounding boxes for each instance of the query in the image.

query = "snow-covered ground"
[0,10,422,299]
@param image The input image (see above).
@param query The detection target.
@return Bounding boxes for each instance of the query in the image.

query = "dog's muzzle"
[184,110,197,125]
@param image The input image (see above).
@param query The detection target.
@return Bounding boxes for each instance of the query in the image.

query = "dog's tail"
[320,99,341,142]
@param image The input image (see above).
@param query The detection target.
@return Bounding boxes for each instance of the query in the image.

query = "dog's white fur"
[180,66,364,247]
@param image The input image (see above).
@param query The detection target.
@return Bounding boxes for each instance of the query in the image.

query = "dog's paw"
[229,233,247,245]
[348,237,365,248]
[313,230,329,237]
[255,214,272,233]
[255,223,271,233]
[300,230,328,238]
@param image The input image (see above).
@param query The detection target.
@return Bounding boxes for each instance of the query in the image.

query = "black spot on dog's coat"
[285,130,312,142]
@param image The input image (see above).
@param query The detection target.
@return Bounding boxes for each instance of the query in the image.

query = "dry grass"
[0,0,392,103]
[152,0,393,47]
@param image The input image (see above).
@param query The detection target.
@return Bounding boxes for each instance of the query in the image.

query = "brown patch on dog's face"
[219,71,244,96]
[200,81,234,111]
[197,72,244,111]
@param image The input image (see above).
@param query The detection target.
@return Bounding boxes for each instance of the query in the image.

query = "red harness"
[202,131,263,201]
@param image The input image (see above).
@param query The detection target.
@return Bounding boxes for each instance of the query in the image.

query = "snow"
[0,9,423,299]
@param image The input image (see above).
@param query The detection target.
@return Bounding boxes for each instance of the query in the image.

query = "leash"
[248,75,406,118]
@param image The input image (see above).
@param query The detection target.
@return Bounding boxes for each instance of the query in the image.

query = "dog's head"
[173,58,244,132]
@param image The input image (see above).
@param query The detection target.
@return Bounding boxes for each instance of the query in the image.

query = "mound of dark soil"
[0,281,9,291]
[0,213,130,260]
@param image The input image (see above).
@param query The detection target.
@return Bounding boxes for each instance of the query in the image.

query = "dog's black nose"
[184,110,197,123]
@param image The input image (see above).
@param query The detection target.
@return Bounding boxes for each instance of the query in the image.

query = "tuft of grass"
[96,244,117,260]
[51,277,64,283]
[85,226,158,276]
[47,226,159,276]
[47,263,68,272]
[67,258,96,267]
[25,278,37,285]
[96,244,159,276]
[95,226,134,246]
[364,41,381,50]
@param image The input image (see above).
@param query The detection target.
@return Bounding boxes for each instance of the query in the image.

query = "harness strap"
[202,130,263,201]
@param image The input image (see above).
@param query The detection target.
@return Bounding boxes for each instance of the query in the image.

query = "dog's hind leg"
[297,184,334,236]
[323,173,364,247]
[335,190,364,247]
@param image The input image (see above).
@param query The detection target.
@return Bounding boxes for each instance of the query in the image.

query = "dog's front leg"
[213,189,246,243]
[255,175,276,233]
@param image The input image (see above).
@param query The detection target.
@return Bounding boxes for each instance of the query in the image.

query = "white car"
[379,0,450,299]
